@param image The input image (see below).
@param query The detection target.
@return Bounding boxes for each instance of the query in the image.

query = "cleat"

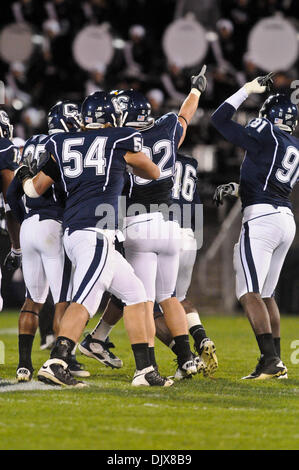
[174,357,197,380]
[193,353,205,373]
[67,355,90,378]
[78,335,123,369]
[197,338,218,377]
[242,356,287,380]
[40,334,55,351]
[37,359,88,388]
[16,367,33,382]
[132,366,174,387]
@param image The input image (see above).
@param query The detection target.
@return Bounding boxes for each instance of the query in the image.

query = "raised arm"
[178,65,207,148]
[211,73,275,151]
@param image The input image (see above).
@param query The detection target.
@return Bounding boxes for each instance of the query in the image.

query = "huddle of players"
[4,64,219,387]
[3,65,297,386]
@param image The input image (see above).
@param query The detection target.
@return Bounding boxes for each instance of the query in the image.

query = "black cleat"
[37,359,88,387]
[79,334,123,369]
[132,366,174,387]
[67,355,90,378]
[242,356,287,380]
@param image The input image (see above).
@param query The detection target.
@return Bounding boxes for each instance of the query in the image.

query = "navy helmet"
[48,101,81,134]
[81,91,120,128]
[111,89,154,129]
[259,94,298,133]
[0,109,13,139]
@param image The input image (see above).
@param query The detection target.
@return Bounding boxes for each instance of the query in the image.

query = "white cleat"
[16,367,33,382]
[37,359,88,388]
[132,366,174,387]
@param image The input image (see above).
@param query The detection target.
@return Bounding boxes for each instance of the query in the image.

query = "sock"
[189,324,207,347]
[148,346,157,368]
[131,343,151,371]
[274,337,281,358]
[71,343,77,357]
[18,334,34,370]
[91,319,113,342]
[169,339,178,355]
[50,336,75,361]
[256,333,277,360]
[173,335,191,366]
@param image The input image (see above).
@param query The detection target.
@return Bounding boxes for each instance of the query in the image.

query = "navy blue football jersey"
[211,102,299,210]
[240,117,299,209]
[126,113,183,210]
[44,127,143,231]
[172,153,201,230]
[0,137,19,195]
[21,134,65,221]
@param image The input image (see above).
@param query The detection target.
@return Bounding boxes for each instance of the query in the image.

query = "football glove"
[22,156,38,176]
[244,72,275,95]
[14,164,32,183]
[213,182,239,207]
[3,248,22,271]
[191,64,207,95]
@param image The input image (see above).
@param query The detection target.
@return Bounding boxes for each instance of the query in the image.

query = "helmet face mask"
[0,109,13,140]
[111,89,155,129]
[81,91,121,129]
[259,94,298,133]
[48,101,82,134]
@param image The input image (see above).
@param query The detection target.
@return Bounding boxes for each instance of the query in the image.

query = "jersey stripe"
[263,120,279,191]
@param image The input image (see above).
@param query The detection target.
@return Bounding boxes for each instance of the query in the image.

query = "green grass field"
[1,310,299,450]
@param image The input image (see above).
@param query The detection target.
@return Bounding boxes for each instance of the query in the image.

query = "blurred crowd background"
[1,0,299,313]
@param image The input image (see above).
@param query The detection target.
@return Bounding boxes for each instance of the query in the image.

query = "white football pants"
[123,212,181,303]
[20,215,71,304]
[63,227,147,317]
[233,204,296,300]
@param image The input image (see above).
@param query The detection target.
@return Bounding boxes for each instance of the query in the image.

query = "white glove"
[243,72,275,95]
[213,182,239,207]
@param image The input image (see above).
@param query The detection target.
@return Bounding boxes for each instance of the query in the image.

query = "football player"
[211,73,298,379]
[81,66,208,378]
[154,152,218,378]
[7,101,89,382]
[0,109,21,311]
[16,91,173,388]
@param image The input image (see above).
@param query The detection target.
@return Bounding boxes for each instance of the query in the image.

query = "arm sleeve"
[39,153,61,182]
[116,130,143,153]
[211,102,261,152]
[0,141,19,171]
[6,177,26,224]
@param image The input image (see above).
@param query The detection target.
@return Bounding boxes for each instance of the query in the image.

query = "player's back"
[45,126,141,231]
[22,134,65,220]
[172,153,201,230]
[240,118,299,209]
[126,112,183,211]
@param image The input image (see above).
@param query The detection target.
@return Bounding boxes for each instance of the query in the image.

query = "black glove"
[14,164,32,183]
[22,156,38,176]
[3,248,22,271]
[191,64,207,94]
[257,72,276,92]
[213,182,239,207]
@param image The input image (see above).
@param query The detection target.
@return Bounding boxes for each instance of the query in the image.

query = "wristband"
[190,88,201,98]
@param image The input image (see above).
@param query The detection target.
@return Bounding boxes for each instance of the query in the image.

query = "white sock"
[71,343,77,356]
[186,312,201,330]
[91,319,113,342]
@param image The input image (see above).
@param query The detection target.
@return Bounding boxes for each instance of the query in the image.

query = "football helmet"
[259,94,298,133]
[0,109,13,139]
[81,91,120,128]
[48,101,82,134]
[112,89,154,129]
